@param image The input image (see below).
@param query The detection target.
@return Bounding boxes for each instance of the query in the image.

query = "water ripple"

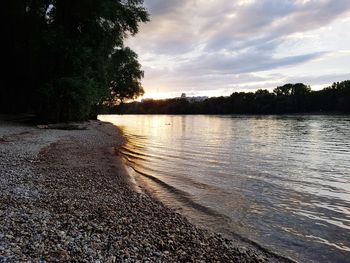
[99,114,350,263]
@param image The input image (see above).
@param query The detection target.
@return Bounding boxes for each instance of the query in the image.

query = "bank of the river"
[0,118,288,262]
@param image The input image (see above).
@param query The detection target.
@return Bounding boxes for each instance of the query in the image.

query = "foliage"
[1,0,149,122]
[115,81,350,115]
[108,47,145,104]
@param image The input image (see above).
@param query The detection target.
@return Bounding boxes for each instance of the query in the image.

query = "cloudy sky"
[126,0,350,99]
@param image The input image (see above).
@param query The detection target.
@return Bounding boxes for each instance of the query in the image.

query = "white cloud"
[127,0,350,98]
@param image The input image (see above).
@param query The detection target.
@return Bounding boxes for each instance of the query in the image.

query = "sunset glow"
[127,0,350,99]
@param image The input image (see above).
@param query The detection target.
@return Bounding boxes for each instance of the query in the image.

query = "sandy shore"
[0,118,287,262]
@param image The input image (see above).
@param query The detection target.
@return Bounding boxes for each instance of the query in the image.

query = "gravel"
[0,118,288,262]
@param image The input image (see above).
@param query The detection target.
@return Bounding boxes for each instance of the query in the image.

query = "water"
[99,114,350,262]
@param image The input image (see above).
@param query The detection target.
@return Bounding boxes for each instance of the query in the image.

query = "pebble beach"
[0,117,289,262]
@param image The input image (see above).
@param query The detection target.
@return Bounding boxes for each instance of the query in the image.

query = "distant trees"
[114,81,350,115]
[273,83,312,113]
[273,83,311,96]
[310,81,350,112]
[1,0,149,122]
[273,84,294,96]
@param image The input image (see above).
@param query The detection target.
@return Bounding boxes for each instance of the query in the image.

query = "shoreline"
[1,118,288,262]
[117,124,297,263]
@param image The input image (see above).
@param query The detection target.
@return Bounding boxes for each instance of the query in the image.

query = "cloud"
[144,0,188,16]
[178,49,326,75]
[127,0,350,97]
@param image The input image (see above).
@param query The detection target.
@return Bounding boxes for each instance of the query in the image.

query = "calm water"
[99,115,350,263]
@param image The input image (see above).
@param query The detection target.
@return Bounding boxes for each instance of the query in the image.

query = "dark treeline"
[114,81,350,114]
[2,0,148,122]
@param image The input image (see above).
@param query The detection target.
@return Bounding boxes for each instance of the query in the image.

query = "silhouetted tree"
[274,84,294,96]
[108,47,145,104]
[113,81,350,114]
[2,0,149,122]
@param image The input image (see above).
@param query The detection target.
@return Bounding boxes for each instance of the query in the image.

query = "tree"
[254,90,275,113]
[273,84,293,96]
[2,0,149,122]
[113,81,350,114]
[290,83,311,96]
[107,47,145,105]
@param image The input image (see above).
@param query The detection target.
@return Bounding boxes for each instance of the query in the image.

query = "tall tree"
[108,47,145,104]
[2,0,149,122]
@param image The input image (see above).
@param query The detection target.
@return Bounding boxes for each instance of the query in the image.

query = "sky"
[126,0,350,99]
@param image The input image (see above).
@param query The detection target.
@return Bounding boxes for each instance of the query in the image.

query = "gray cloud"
[144,0,188,16]
[286,73,350,86]
[204,0,350,51]
[127,0,350,96]
[181,51,326,75]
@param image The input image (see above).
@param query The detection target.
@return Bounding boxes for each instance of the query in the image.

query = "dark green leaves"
[2,0,149,122]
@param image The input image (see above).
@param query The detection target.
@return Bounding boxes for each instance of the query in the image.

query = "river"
[99,114,350,263]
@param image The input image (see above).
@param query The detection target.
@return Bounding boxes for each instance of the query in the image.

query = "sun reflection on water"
[99,114,350,263]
